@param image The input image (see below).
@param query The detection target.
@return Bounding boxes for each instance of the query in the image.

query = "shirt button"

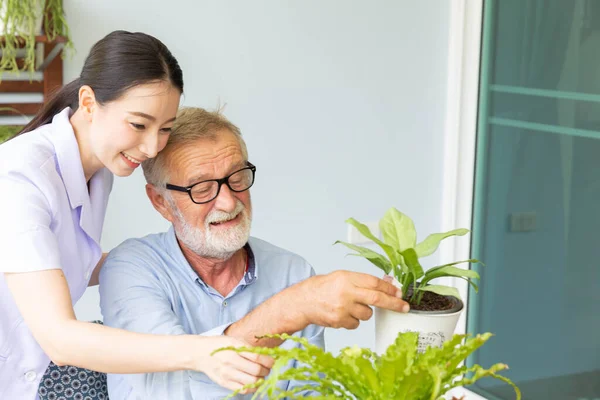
[24,371,37,382]
[222,300,228,307]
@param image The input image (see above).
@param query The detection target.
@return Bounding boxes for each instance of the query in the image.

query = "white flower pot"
[375,297,464,354]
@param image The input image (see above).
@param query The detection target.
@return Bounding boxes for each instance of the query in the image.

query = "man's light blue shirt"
[99,227,324,400]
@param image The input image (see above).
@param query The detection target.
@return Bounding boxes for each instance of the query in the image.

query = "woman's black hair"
[18,30,183,135]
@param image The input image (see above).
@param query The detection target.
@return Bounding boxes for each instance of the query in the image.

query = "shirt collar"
[166,226,258,287]
[47,107,113,243]
[48,107,87,210]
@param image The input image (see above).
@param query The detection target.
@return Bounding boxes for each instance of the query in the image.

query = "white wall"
[69,0,451,354]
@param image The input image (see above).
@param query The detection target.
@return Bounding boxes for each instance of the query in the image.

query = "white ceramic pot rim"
[408,296,464,315]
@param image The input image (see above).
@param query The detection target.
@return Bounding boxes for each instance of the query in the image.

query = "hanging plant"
[0,106,25,143]
[0,0,72,76]
[0,124,20,143]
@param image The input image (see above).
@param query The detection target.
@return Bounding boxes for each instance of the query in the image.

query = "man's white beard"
[170,199,252,259]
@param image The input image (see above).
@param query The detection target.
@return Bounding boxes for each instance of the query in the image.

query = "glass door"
[468,1,600,399]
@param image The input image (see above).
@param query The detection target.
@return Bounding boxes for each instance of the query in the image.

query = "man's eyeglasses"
[165,162,256,204]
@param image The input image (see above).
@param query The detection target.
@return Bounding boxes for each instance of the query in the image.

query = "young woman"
[0,30,271,399]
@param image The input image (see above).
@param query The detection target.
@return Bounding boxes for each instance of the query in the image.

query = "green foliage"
[1,0,73,77]
[214,332,521,400]
[335,208,482,305]
[0,124,20,143]
[0,106,24,143]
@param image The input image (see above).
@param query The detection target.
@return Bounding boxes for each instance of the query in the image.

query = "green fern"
[213,332,521,400]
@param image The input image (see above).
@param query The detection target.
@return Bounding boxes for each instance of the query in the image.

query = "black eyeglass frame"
[165,162,256,204]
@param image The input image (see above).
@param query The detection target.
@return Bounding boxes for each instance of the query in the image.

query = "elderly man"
[99,107,409,399]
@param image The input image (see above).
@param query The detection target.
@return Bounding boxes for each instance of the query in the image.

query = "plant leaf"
[334,241,392,274]
[416,284,461,300]
[453,276,479,293]
[377,332,418,396]
[420,260,482,293]
[421,266,479,286]
[414,228,469,258]
[425,259,481,276]
[380,208,417,252]
[400,248,424,282]
[345,217,399,266]
[392,263,404,285]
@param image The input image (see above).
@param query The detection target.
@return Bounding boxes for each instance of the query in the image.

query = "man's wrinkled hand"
[295,270,410,330]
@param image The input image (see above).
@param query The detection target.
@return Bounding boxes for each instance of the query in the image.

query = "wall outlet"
[509,212,537,232]
[347,220,381,244]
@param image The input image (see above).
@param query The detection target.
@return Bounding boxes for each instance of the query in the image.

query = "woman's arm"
[4,269,272,391]
[88,252,107,287]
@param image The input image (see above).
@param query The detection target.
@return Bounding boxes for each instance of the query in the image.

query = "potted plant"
[335,207,481,353]
[0,0,71,75]
[215,331,521,399]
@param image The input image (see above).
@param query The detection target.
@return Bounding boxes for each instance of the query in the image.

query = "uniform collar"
[47,107,113,244]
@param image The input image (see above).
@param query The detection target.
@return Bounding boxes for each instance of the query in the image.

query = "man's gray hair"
[142,107,249,188]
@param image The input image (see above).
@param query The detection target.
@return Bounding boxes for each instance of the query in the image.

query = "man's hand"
[222,271,408,348]
[292,270,410,330]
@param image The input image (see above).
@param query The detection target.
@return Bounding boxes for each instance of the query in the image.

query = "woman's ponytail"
[18,78,81,135]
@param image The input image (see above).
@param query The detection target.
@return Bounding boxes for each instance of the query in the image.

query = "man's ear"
[146,184,176,223]
[78,85,97,122]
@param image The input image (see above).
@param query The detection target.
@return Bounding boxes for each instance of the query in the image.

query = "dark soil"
[407,290,458,312]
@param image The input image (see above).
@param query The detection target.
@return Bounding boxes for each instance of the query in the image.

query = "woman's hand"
[195,336,274,393]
